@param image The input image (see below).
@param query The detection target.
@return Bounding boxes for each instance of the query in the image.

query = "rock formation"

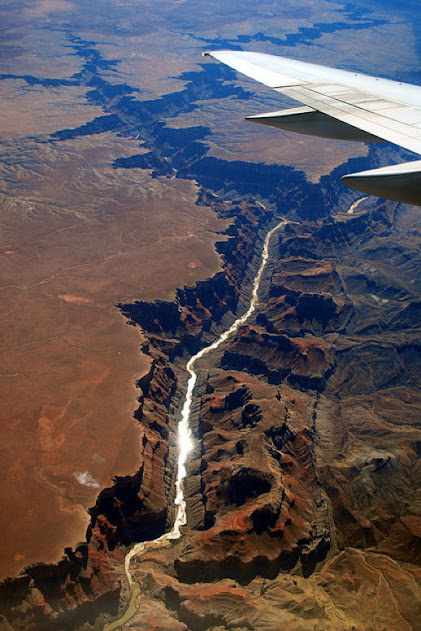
[117,197,421,631]
[1,27,420,629]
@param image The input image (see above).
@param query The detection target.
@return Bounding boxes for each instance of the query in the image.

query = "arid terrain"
[0,0,420,629]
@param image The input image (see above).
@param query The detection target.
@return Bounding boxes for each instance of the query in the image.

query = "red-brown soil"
[0,134,226,579]
[1,1,421,629]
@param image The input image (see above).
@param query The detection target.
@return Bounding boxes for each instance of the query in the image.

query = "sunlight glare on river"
[103,216,290,631]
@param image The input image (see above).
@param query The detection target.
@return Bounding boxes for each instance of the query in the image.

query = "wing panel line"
[279,85,421,154]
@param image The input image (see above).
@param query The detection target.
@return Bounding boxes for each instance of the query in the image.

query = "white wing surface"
[204,51,421,205]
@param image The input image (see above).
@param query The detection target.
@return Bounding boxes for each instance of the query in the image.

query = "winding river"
[103,217,287,630]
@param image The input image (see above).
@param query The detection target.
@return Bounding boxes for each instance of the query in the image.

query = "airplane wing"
[203,51,421,206]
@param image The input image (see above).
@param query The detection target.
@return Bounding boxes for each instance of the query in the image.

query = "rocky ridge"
[118,199,421,631]
[1,188,420,631]
[0,192,287,630]
[1,27,420,631]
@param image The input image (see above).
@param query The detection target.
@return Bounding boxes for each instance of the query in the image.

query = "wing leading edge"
[204,50,421,206]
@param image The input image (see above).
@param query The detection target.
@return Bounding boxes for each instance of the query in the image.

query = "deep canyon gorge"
[1,1,421,629]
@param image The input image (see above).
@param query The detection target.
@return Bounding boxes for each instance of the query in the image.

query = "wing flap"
[246,107,385,143]
[279,84,421,154]
[206,50,421,154]
[342,160,421,206]
[205,50,421,204]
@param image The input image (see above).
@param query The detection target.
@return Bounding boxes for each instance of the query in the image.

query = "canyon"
[1,1,420,629]
[118,195,421,631]
[1,183,420,630]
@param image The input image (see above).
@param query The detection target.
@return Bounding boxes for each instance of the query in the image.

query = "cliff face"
[0,341,177,631]
[118,199,421,631]
[2,7,420,630]
[178,370,330,584]
[0,193,284,629]
[119,197,276,353]
[1,31,420,625]
[0,51,324,621]
[1,190,420,630]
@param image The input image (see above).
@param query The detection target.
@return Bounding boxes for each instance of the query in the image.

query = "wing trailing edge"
[246,107,385,143]
[204,50,421,205]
